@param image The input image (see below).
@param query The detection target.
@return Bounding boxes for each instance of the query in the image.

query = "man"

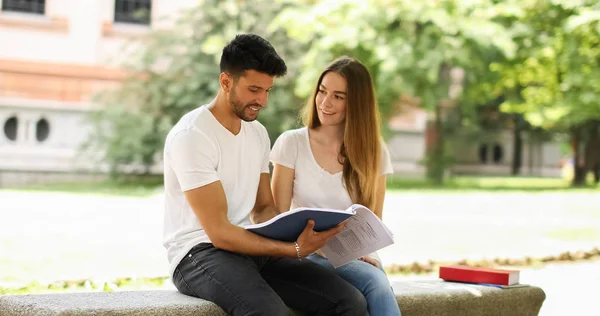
[163,34,368,316]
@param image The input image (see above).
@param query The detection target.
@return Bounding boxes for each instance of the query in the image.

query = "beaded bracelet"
[294,242,302,259]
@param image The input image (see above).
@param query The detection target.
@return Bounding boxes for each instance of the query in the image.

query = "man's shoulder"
[169,105,211,131]
[166,106,212,148]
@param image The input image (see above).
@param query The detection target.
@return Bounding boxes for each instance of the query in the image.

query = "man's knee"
[236,300,289,316]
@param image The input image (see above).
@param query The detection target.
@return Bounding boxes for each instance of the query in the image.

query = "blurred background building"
[0,0,197,186]
[0,0,563,187]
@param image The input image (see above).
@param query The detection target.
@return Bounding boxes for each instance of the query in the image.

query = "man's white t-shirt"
[269,127,393,211]
[162,104,270,278]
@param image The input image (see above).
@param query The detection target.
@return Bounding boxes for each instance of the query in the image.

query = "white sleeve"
[380,141,394,175]
[168,129,220,191]
[260,126,271,174]
[270,131,297,169]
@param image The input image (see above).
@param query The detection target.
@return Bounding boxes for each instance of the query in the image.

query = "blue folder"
[246,209,354,242]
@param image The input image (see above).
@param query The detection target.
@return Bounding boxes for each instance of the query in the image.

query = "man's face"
[227,70,274,122]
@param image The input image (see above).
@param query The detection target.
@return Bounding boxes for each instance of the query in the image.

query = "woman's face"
[315,72,347,127]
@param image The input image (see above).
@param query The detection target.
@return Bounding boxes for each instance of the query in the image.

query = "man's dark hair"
[220,34,287,78]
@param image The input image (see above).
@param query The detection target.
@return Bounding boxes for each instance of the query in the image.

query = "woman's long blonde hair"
[301,56,382,210]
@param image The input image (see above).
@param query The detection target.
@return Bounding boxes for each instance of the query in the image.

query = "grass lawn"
[386,176,599,192]
[5,176,164,197]
[1,188,599,283]
[5,175,598,198]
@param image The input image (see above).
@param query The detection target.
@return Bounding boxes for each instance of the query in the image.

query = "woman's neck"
[312,124,344,148]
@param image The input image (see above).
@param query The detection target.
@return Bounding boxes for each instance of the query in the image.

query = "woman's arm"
[271,163,295,213]
[373,175,387,219]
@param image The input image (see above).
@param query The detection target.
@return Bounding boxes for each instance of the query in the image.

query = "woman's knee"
[337,261,391,295]
[363,270,393,298]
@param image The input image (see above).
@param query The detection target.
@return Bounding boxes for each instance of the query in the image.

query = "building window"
[35,118,50,142]
[478,144,488,164]
[114,0,151,25]
[1,0,45,15]
[493,144,503,164]
[3,116,18,141]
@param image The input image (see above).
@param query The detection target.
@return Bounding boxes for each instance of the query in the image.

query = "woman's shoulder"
[276,127,308,143]
[282,127,308,137]
[270,127,309,167]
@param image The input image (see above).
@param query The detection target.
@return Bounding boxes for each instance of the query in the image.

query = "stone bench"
[0,280,545,316]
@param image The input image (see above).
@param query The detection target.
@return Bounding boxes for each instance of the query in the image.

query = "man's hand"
[295,220,348,257]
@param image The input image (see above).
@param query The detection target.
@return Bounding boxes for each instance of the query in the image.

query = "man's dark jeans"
[173,243,368,316]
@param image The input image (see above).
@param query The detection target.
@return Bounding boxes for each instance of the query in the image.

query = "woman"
[270,56,401,316]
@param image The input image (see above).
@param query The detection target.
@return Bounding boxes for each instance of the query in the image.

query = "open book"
[245,204,394,267]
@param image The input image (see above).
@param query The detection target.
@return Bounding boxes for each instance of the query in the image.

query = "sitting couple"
[162,33,401,316]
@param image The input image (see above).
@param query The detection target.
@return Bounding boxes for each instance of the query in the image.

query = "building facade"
[0,0,197,187]
[0,0,563,187]
[386,106,563,179]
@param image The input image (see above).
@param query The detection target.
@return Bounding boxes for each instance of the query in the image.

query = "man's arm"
[185,180,292,256]
[184,179,344,257]
[250,173,280,224]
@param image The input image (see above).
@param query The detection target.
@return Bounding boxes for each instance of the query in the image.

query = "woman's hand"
[358,256,380,269]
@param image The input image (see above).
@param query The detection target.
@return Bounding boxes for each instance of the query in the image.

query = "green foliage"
[277,0,518,184]
[277,0,516,114]
[87,0,305,175]
[486,0,600,130]
[87,0,600,185]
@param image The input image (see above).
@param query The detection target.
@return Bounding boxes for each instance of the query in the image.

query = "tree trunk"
[528,135,534,176]
[586,120,600,184]
[426,64,453,185]
[511,114,522,175]
[572,126,587,186]
[430,102,445,185]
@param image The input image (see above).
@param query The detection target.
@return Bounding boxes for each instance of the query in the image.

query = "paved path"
[378,192,600,265]
[1,190,598,285]
[1,189,597,314]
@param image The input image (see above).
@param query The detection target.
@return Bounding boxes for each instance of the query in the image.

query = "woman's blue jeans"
[307,254,402,316]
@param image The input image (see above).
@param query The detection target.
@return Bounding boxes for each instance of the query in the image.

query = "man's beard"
[230,91,260,122]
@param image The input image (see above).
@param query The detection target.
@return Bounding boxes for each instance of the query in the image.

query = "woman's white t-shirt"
[270,127,393,211]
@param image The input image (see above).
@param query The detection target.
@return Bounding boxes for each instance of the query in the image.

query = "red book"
[439,265,520,286]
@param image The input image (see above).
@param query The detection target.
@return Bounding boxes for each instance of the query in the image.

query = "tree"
[277,0,516,184]
[488,0,600,186]
[87,0,306,177]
